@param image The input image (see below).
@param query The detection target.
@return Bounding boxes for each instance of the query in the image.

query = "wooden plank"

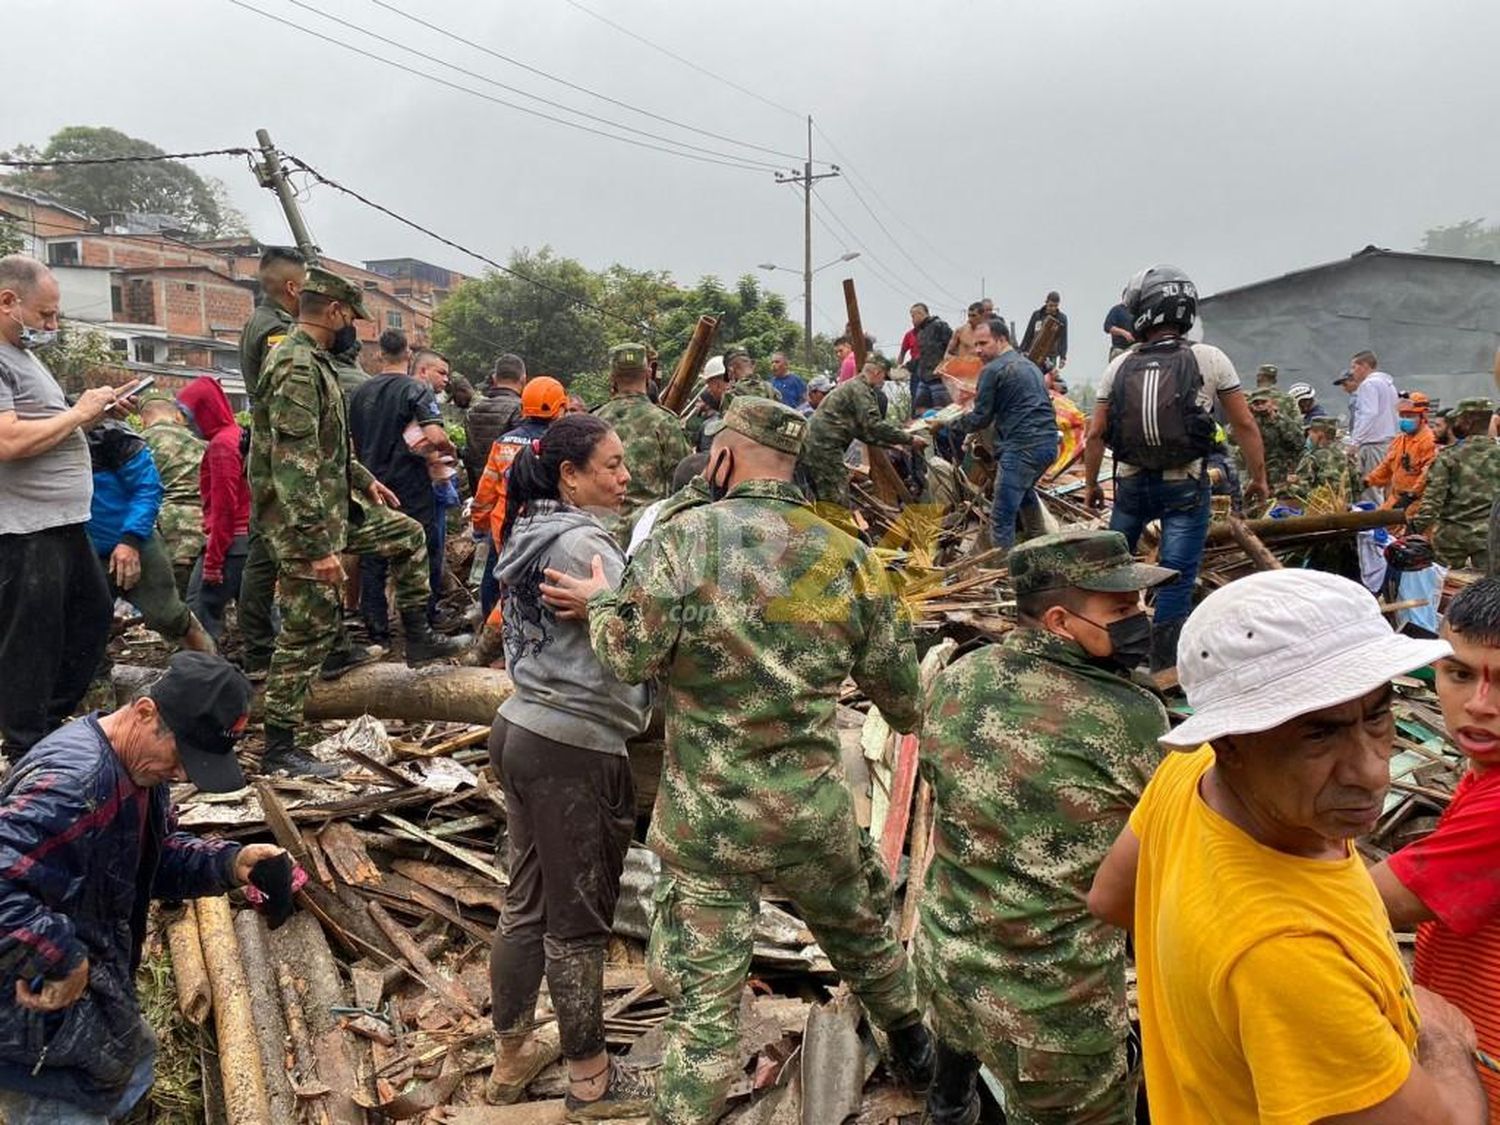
[878,734,921,878]
[367,901,481,1018]
[379,813,506,885]
[391,859,504,912]
[319,821,384,888]
[300,827,336,890]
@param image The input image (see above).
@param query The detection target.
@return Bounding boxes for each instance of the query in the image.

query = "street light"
[758,251,860,276]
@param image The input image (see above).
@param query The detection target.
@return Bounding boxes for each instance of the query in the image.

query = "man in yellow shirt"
[1088,568,1485,1124]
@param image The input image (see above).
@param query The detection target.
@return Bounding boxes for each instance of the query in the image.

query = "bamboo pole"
[195,896,273,1125]
[165,906,211,1026]
[662,315,719,415]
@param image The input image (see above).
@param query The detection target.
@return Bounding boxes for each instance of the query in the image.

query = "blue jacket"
[86,424,162,556]
[954,349,1060,454]
[0,716,240,1111]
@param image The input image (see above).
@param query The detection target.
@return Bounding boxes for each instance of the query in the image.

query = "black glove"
[248,853,296,930]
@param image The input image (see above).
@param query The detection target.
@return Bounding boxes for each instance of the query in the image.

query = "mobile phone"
[118,376,155,400]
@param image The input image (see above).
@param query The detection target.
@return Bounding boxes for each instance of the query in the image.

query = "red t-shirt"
[900,328,920,363]
[1388,766,1500,1112]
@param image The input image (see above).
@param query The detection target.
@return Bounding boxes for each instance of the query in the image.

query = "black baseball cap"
[149,653,251,792]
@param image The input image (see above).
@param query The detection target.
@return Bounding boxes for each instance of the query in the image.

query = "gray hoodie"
[495,501,650,755]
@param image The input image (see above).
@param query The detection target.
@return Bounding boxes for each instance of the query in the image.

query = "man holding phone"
[0,255,124,762]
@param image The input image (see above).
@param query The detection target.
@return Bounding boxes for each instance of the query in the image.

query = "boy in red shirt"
[1374,576,1500,1114]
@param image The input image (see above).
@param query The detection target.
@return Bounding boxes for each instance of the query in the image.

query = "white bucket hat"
[1163,569,1451,749]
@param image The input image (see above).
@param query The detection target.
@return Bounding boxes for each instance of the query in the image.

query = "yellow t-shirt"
[1131,748,1419,1124]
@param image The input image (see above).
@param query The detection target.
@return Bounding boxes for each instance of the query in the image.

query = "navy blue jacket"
[85,424,162,556]
[954,349,1060,453]
[0,716,240,1111]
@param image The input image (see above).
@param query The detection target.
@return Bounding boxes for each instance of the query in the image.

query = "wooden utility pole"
[253,128,319,263]
[774,117,839,368]
[661,315,719,415]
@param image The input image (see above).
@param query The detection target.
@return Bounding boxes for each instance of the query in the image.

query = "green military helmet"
[610,342,650,377]
[1010,529,1178,598]
[1454,397,1496,416]
[301,266,372,320]
[704,395,807,455]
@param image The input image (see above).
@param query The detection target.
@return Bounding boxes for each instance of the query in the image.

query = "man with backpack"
[1083,265,1267,671]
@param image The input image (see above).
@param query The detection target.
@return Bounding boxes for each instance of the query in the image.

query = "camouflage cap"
[704,395,807,455]
[1454,396,1496,416]
[301,266,371,320]
[610,342,649,377]
[1248,388,1277,403]
[1010,529,1178,598]
[723,346,751,365]
[1257,363,1278,377]
[1306,416,1338,434]
[136,387,178,407]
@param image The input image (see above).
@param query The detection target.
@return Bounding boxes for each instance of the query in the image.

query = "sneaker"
[564,1058,655,1121]
[485,1029,561,1106]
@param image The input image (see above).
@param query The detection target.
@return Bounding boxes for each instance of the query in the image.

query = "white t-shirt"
[1096,341,1243,476]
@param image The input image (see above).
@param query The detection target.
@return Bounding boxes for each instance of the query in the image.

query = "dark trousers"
[362,512,445,634]
[488,717,635,1059]
[238,520,278,668]
[0,523,113,758]
[1109,470,1211,628]
[479,540,501,621]
[188,534,250,642]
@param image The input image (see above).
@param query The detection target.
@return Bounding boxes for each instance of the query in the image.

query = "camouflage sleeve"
[350,454,375,495]
[1409,453,1445,533]
[266,360,336,560]
[659,412,691,478]
[588,528,686,685]
[849,552,922,733]
[853,384,913,448]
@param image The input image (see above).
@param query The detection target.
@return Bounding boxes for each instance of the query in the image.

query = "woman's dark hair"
[501,413,613,545]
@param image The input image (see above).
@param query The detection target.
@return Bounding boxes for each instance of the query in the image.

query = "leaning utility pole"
[253,129,319,263]
[774,117,839,368]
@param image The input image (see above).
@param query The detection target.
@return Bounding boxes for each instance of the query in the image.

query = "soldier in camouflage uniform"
[718,347,780,411]
[1410,397,1500,570]
[254,268,462,777]
[1254,362,1301,424]
[916,529,1172,1124]
[1289,416,1352,503]
[799,355,925,508]
[683,357,728,453]
[593,343,691,536]
[138,390,206,596]
[238,247,306,675]
[1247,388,1306,494]
[549,397,934,1124]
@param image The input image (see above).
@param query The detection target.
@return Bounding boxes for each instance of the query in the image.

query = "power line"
[0,148,255,168]
[224,0,772,174]
[269,0,784,171]
[807,193,913,302]
[367,0,813,165]
[280,151,650,334]
[558,0,805,121]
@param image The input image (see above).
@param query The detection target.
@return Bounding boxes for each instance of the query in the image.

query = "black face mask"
[1072,611,1153,674]
[331,324,359,354]
[708,449,735,501]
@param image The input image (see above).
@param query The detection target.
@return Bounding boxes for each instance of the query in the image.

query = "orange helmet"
[521,376,568,420]
[1398,391,1430,415]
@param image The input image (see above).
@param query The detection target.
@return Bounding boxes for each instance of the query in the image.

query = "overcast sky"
[15,0,1500,379]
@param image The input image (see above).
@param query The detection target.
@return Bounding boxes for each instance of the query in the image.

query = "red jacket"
[177,377,250,582]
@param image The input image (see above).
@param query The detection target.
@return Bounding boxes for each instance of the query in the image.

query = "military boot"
[260,725,342,780]
[923,1041,981,1125]
[402,608,468,665]
[320,641,383,681]
[887,1020,935,1094]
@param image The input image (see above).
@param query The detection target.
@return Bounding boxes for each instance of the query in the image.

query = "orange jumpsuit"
[1366,425,1437,515]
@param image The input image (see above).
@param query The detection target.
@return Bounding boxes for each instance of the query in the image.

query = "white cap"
[1164,569,1451,749]
[702,356,727,380]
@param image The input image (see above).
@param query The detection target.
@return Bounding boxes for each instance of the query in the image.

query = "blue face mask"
[1399,418,1418,434]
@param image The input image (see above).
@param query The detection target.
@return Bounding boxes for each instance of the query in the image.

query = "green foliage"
[44,322,116,396]
[234,409,252,429]
[2,126,247,237]
[1418,218,1500,261]
[651,274,802,375]
[0,216,21,257]
[568,369,612,409]
[444,421,467,450]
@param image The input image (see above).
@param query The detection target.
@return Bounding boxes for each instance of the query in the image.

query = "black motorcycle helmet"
[1124,264,1198,338]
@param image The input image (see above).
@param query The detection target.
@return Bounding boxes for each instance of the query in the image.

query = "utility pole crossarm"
[254,128,320,264]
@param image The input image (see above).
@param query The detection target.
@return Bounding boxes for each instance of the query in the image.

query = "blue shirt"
[1103,303,1134,347]
[954,350,1059,452]
[772,373,807,409]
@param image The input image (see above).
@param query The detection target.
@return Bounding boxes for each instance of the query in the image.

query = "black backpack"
[1104,337,1218,471]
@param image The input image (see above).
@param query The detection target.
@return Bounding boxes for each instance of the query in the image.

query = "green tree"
[652,273,803,375]
[2,126,247,237]
[432,247,610,382]
[0,217,20,257]
[1418,219,1500,261]
[44,323,116,397]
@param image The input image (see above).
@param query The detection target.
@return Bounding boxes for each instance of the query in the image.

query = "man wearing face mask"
[915,529,1172,1125]
[252,267,463,778]
[0,255,118,762]
[1366,392,1437,515]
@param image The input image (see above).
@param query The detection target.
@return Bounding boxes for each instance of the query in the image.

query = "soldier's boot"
[320,641,383,682]
[402,608,467,666]
[260,724,342,780]
[485,1027,561,1106]
[886,1020,935,1095]
[180,614,218,656]
[923,1042,981,1125]
[463,619,506,667]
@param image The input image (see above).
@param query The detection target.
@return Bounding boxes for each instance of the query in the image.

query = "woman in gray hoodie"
[484,413,654,1117]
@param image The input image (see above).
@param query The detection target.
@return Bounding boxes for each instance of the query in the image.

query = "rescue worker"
[1410,397,1500,571]
[1367,392,1438,514]
[684,356,728,452]
[1290,416,1353,501]
[718,346,779,410]
[592,343,691,535]
[1247,388,1305,494]
[799,355,926,508]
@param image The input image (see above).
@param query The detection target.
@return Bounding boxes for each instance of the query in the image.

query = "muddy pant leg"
[984,1039,1135,1125]
[262,571,340,731]
[118,536,192,642]
[345,502,428,613]
[238,519,279,667]
[648,867,759,1125]
[778,830,919,1032]
[490,716,545,1035]
[928,1042,982,1122]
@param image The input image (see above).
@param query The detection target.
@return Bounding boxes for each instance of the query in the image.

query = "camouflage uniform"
[1290,422,1353,502]
[1410,401,1500,570]
[916,529,1171,1124]
[586,399,923,1125]
[330,347,370,401]
[141,415,206,593]
[239,298,294,404]
[798,377,913,507]
[719,373,779,411]
[1248,390,1305,491]
[593,393,691,529]
[253,279,430,734]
